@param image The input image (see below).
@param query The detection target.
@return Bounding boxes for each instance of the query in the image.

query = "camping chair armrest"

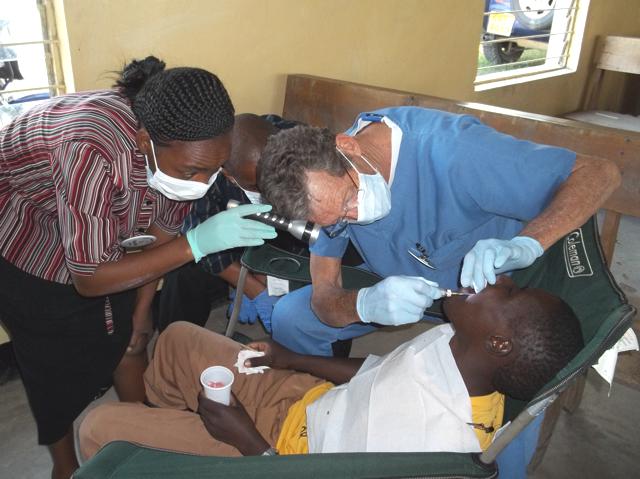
[74,441,498,479]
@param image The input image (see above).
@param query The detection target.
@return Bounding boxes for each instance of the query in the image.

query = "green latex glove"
[186,204,277,262]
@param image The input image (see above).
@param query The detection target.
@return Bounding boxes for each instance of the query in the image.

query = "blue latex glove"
[185,204,277,262]
[227,289,259,324]
[460,236,543,292]
[356,276,444,326]
[253,290,280,333]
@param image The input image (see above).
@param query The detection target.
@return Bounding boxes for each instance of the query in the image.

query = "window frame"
[474,0,591,91]
[0,0,65,100]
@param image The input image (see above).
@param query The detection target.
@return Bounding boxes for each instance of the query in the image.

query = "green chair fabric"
[504,215,635,419]
[241,242,380,290]
[74,442,497,479]
[74,216,635,479]
[240,243,444,318]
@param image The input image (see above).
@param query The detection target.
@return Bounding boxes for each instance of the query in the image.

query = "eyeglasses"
[323,217,349,239]
[322,148,360,239]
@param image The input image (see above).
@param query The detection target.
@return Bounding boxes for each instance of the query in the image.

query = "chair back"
[583,35,640,110]
[240,244,445,318]
[482,215,636,463]
[512,215,635,406]
[596,36,640,75]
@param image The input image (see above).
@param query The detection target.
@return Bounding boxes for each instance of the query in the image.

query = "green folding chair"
[224,242,444,338]
[74,216,636,479]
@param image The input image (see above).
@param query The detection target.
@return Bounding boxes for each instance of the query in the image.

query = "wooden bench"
[281,74,640,264]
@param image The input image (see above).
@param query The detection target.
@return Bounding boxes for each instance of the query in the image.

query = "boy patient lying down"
[80,276,583,458]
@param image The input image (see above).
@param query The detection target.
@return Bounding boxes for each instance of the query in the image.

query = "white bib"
[306,324,481,453]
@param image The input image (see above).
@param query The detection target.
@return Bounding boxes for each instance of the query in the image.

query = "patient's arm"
[246,339,365,385]
[198,392,270,455]
[218,260,267,298]
[198,340,365,455]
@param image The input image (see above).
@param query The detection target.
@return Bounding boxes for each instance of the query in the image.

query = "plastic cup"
[200,366,234,405]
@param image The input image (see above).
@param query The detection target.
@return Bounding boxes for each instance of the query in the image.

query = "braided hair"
[114,56,235,144]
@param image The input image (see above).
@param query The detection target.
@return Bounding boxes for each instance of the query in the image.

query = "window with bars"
[0,0,64,110]
[475,0,590,90]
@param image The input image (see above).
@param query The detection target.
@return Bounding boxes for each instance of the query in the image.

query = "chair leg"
[600,210,621,266]
[583,68,604,111]
[526,374,586,473]
[526,397,563,473]
[561,373,587,415]
[225,266,248,337]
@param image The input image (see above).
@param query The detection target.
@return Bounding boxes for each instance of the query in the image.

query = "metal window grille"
[476,0,585,83]
[0,0,65,101]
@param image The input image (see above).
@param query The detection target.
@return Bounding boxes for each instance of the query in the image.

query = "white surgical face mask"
[241,188,263,205]
[144,139,219,201]
[336,147,391,224]
[227,175,263,205]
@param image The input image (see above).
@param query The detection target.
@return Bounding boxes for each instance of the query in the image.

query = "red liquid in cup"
[206,381,226,388]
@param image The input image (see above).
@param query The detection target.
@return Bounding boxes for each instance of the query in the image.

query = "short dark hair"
[257,125,347,219]
[114,56,235,144]
[493,294,584,401]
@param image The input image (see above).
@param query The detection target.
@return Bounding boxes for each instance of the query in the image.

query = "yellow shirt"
[276,382,333,455]
[469,391,505,450]
[277,382,504,454]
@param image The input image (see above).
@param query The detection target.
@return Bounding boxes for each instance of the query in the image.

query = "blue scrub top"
[310,107,575,289]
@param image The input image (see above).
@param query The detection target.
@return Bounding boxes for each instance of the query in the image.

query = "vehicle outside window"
[479,0,556,74]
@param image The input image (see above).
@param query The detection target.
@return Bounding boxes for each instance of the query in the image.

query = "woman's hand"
[185,204,277,262]
[197,392,269,455]
[245,339,298,370]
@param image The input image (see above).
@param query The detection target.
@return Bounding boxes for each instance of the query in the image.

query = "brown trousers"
[79,322,323,459]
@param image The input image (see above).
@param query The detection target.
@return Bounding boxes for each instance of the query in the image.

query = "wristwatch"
[261,446,279,456]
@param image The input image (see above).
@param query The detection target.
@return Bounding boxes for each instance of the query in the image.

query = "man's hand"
[126,308,153,355]
[227,289,259,324]
[253,290,280,333]
[197,392,269,455]
[460,236,543,292]
[356,276,443,326]
[245,339,297,370]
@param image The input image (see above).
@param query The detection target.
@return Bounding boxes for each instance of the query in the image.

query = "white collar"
[352,115,402,185]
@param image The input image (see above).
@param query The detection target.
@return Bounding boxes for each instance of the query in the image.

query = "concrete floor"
[1,215,638,478]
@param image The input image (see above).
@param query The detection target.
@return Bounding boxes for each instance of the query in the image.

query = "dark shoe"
[0,342,19,386]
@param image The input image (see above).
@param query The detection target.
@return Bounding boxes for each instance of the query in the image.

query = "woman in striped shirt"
[0,56,276,479]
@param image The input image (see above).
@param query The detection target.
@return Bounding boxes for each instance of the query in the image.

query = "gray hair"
[257,125,346,219]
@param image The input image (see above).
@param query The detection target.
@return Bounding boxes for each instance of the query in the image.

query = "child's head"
[444,276,584,401]
[222,113,278,192]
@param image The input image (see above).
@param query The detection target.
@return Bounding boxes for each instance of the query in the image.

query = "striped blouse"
[0,90,190,284]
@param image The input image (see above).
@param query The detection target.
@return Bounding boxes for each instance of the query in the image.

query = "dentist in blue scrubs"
[257,107,620,476]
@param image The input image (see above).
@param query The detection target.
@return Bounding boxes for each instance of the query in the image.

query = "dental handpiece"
[227,200,321,246]
[421,278,472,298]
[442,289,472,297]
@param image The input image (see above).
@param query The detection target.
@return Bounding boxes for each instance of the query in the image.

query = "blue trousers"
[271,284,377,356]
[272,284,543,475]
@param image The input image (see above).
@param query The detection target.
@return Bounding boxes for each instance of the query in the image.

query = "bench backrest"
[282,74,640,261]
